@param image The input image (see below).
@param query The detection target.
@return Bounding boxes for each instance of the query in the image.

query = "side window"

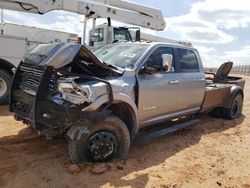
[176,48,199,73]
[146,47,174,72]
[114,28,130,41]
[91,28,104,42]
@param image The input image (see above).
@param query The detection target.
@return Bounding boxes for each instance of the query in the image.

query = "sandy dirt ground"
[0,77,250,188]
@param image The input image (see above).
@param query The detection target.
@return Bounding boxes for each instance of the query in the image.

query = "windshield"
[93,43,150,68]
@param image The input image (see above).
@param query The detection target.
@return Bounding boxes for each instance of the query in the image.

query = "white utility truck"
[0,22,79,104]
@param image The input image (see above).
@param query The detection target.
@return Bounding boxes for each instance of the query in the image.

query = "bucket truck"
[0,0,166,44]
[0,0,191,49]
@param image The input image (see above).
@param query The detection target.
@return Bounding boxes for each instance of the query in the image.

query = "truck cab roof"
[136,41,194,49]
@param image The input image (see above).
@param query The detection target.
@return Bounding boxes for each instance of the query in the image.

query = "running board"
[137,118,201,141]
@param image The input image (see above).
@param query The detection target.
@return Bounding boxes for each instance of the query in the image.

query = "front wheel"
[223,93,243,120]
[67,115,130,164]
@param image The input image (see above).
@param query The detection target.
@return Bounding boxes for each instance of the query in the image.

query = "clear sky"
[2,0,250,67]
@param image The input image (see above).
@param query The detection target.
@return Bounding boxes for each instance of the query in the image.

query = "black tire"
[67,115,130,164]
[210,107,223,118]
[0,69,12,105]
[222,93,243,120]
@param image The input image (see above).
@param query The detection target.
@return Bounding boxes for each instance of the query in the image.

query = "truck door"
[174,48,206,112]
[137,46,181,125]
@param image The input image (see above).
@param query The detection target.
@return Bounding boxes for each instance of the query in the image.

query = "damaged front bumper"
[10,62,112,136]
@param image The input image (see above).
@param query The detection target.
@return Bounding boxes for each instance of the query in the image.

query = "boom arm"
[0,0,166,31]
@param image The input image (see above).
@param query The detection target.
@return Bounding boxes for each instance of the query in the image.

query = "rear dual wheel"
[210,93,243,120]
[223,93,243,120]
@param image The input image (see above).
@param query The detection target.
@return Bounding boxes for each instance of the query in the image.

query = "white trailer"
[0,23,79,104]
[1,23,79,44]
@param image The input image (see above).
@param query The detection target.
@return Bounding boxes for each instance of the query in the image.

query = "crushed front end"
[9,43,122,138]
[10,62,84,137]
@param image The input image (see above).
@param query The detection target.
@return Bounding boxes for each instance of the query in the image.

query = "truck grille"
[19,63,45,95]
[11,62,57,124]
[19,65,44,77]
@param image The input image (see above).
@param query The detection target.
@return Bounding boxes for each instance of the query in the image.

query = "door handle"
[197,78,205,82]
[169,80,179,85]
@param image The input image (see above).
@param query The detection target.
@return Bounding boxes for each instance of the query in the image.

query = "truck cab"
[88,24,133,49]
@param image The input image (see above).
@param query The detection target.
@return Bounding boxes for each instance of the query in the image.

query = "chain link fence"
[205,63,250,76]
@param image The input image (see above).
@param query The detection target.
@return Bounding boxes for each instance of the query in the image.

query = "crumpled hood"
[25,43,123,74]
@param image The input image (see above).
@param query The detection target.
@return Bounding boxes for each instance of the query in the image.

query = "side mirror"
[162,54,174,72]
[135,30,141,42]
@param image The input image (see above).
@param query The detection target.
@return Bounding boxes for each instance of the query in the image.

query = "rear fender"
[224,85,244,109]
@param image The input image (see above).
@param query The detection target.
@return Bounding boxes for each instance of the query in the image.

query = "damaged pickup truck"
[10,42,245,163]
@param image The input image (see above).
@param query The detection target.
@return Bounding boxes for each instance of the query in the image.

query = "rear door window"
[176,48,199,73]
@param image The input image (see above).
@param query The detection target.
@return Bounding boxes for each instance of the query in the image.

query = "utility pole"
[82,17,87,45]
[1,9,3,23]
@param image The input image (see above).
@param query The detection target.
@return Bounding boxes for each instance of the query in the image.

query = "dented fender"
[82,92,138,123]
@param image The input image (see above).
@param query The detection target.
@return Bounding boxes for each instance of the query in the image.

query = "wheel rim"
[231,95,242,118]
[86,131,117,161]
[0,77,8,98]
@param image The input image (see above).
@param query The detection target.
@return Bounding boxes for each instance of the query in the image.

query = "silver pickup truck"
[10,42,245,163]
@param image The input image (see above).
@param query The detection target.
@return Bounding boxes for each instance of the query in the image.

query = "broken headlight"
[57,77,92,105]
